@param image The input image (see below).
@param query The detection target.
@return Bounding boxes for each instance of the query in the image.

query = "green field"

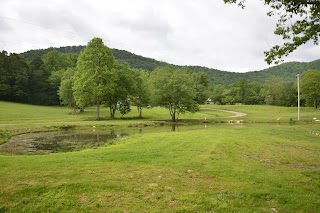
[0,101,319,212]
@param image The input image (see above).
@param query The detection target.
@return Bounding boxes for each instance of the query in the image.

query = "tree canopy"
[150,66,202,122]
[58,68,77,113]
[73,37,115,120]
[301,69,320,108]
[224,0,320,64]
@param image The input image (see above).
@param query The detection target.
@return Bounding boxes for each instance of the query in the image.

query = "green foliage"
[3,42,320,109]
[301,69,320,109]
[130,69,152,118]
[73,37,115,120]
[260,76,296,106]
[192,72,210,104]
[0,52,30,102]
[224,0,320,64]
[22,46,168,71]
[217,79,262,105]
[112,49,168,71]
[42,50,75,72]
[20,45,320,85]
[118,99,131,117]
[103,63,137,119]
[42,51,78,105]
[28,57,51,104]
[150,66,199,121]
[58,68,77,113]
[22,46,86,60]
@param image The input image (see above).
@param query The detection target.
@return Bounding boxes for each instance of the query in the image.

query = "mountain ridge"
[21,45,320,85]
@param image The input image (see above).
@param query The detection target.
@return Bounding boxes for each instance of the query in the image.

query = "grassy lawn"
[0,101,231,124]
[0,101,319,212]
[205,104,320,123]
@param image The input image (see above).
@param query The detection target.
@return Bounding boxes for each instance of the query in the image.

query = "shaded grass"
[0,124,319,212]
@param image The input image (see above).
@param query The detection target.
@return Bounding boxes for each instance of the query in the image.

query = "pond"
[0,124,215,155]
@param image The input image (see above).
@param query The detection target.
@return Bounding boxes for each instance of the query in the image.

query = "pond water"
[0,124,214,155]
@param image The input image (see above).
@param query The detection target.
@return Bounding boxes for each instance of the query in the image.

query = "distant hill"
[21,46,168,71]
[21,46,320,85]
[242,60,320,83]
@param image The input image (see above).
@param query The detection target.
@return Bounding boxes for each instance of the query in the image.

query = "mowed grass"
[205,104,320,123]
[0,101,230,124]
[0,102,320,212]
[0,124,320,212]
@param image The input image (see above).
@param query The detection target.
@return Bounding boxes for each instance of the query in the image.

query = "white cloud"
[0,0,319,72]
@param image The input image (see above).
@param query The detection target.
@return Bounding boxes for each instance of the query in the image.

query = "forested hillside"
[2,43,320,108]
[22,46,168,72]
[21,45,320,85]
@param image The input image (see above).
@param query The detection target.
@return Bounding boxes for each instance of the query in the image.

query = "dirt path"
[202,108,247,118]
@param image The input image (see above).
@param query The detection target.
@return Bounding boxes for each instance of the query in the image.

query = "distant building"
[205,98,214,104]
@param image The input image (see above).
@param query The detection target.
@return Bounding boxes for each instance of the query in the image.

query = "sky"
[0,0,319,72]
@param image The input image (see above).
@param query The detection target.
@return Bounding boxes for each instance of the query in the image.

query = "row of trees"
[210,77,296,106]
[210,73,320,109]
[1,37,319,121]
[0,50,77,105]
[58,38,209,121]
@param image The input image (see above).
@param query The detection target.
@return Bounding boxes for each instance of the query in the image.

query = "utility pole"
[296,74,300,121]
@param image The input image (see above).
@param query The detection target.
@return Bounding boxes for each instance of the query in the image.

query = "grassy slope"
[0,125,319,212]
[0,102,320,212]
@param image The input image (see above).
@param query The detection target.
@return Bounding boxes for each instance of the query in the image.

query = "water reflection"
[0,130,129,155]
[0,124,211,155]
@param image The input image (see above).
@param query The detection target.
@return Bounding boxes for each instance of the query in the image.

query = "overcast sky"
[0,0,319,72]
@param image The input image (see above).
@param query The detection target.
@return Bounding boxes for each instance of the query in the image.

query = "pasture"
[0,101,319,212]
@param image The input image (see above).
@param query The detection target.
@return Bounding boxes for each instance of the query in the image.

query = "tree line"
[21,45,320,85]
[0,37,319,121]
[59,38,209,121]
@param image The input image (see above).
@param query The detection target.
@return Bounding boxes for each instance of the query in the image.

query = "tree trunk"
[110,107,114,119]
[73,105,77,114]
[171,107,176,122]
[96,98,101,120]
[138,106,142,118]
[110,103,116,119]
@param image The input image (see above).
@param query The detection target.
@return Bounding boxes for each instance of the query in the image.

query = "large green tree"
[73,37,115,120]
[0,51,10,100]
[28,57,50,104]
[130,69,152,118]
[209,84,226,105]
[104,63,136,119]
[0,52,30,103]
[219,79,262,105]
[224,0,320,64]
[192,72,210,104]
[301,70,320,109]
[58,68,77,113]
[43,51,77,105]
[260,76,296,106]
[150,66,199,122]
